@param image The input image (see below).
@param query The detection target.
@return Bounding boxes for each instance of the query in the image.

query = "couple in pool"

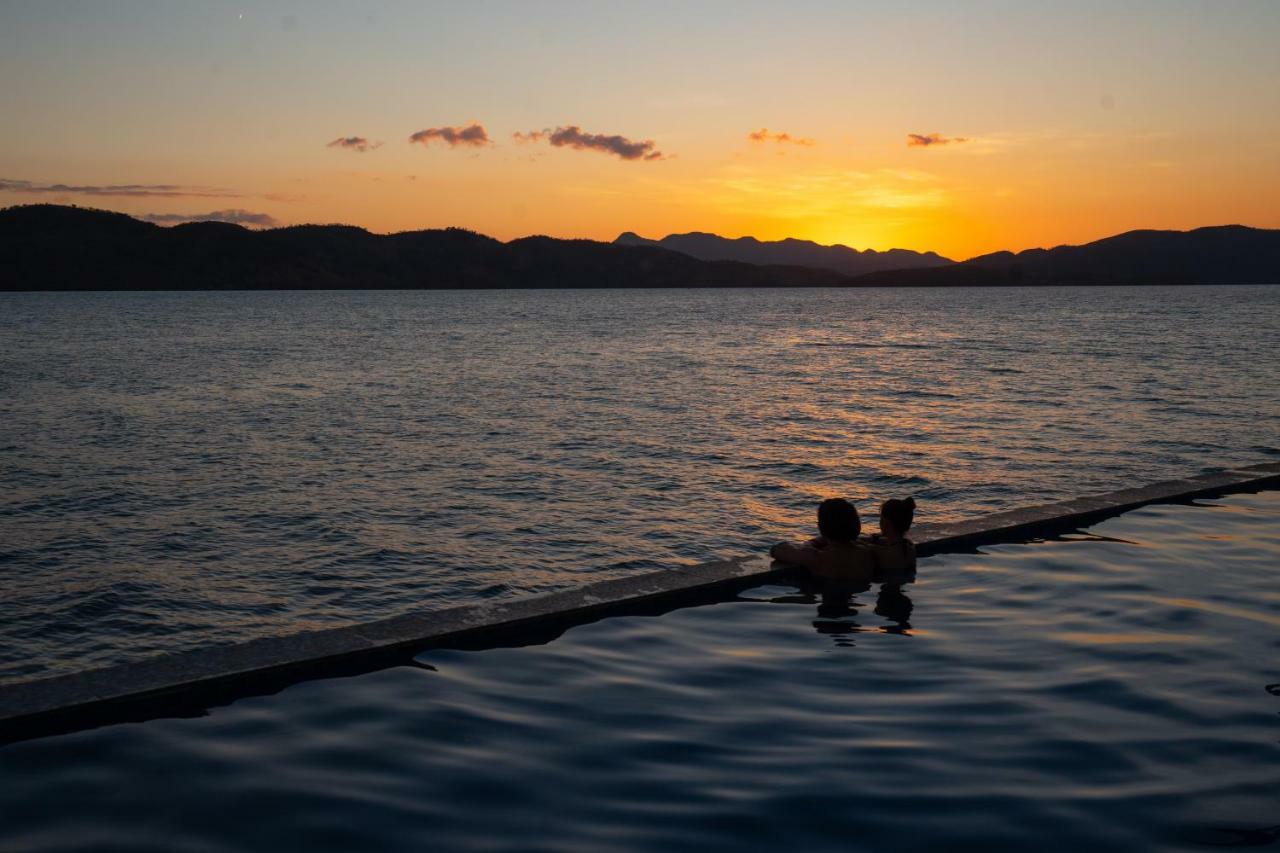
[770,496,916,581]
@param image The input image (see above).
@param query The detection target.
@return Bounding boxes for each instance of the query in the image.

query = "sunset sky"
[2,0,1278,259]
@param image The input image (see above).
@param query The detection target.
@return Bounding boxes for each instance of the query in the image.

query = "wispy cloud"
[515,125,664,161]
[141,209,279,228]
[747,128,815,146]
[905,128,1174,156]
[0,178,239,198]
[906,133,968,147]
[327,136,382,153]
[409,123,490,148]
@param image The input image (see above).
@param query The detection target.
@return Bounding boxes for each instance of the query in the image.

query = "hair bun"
[904,497,916,509]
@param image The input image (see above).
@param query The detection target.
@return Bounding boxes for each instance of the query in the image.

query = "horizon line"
[1,201,1272,264]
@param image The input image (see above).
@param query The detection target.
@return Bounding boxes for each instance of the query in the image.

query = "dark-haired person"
[769,497,876,582]
[863,497,917,573]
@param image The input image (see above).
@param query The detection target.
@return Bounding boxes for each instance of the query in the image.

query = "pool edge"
[3,462,1278,744]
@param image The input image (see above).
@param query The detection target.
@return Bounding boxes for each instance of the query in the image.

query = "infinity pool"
[2,491,1278,852]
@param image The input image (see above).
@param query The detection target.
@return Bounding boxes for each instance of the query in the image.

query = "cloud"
[550,126,664,160]
[0,177,239,198]
[408,123,490,148]
[327,136,382,153]
[141,209,279,228]
[747,128,815,146]
[515,125,663,161]
[906,133,968,147]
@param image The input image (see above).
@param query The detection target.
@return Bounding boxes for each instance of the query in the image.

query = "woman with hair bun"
[864,497,917,572]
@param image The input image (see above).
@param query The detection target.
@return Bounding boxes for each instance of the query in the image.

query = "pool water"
[2,491,1279,852]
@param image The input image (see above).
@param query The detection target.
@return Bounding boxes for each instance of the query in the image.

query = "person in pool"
[862,497,917,573]
[769,497,877,582]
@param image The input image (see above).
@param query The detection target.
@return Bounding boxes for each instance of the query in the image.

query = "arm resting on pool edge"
[770,541,822,571]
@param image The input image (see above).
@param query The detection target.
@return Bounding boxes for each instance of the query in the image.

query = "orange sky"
[2,2,1279,260]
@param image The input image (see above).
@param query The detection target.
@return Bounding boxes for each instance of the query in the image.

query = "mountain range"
[1,204,1277,291]
[0,205,845,291]
[614,231,952,276]
[851,225,1280,286]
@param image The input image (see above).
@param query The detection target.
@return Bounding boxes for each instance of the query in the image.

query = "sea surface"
[2,493,1278,852]
[1,286,1278,683]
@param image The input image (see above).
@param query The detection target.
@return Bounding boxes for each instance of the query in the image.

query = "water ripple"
[2,496,1278,851]
[0,286,1277,683]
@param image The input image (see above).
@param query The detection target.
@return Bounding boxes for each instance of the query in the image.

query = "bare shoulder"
[868,538,917,572]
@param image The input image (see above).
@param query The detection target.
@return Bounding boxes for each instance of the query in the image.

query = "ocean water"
[1,286,1278,683]
[2,492,1277,852]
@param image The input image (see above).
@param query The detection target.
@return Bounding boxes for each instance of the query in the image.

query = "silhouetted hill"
[3,206,1278,291]
[615,231,952,275]
[0,205,847,291]
[848,226,1280,286]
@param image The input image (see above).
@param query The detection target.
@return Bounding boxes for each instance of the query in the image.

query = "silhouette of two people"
[770,497,918,642]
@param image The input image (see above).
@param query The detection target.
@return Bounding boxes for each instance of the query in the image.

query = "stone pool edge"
[3,462,1278,743]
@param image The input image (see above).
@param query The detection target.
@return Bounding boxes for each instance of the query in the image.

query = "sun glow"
[2,3,1278,258]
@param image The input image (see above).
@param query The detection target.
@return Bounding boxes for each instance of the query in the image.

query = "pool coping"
[3,462,1279,744]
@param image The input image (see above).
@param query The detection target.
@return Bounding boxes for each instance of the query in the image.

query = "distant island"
[2,204,1278,291]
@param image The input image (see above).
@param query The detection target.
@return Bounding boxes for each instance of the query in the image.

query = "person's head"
[879,497,916,540]
[817,498,861,543]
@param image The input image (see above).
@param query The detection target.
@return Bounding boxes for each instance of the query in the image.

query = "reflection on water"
[766,572,916,646]
[1,493,1278,852]
[815,577,916,645]
[1,286,1278,682]
[875,583,915,631]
